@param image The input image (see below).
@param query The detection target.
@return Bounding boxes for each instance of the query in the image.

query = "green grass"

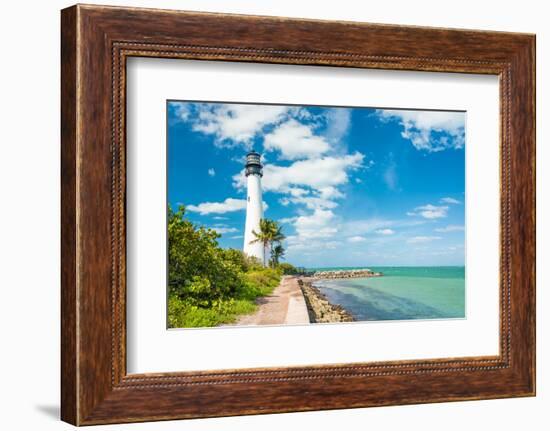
[168,268,282,328]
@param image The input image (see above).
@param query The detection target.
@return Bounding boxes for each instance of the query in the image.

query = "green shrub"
[167,205,286,328]
[278,262,298,275]
[220,248,263,273]
[168,295,258,328]
[168,206,245,305]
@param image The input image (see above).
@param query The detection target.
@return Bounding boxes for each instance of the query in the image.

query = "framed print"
[61,4,536,425]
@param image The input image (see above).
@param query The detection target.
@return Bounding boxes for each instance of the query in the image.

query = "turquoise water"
[311,266,465,321]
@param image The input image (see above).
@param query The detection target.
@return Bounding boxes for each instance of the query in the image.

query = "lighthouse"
[243,151,265,264]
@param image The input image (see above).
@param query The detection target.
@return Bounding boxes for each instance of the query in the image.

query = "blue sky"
[167,101,465,268]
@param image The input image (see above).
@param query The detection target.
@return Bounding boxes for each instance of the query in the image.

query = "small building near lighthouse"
[243,151,265,264]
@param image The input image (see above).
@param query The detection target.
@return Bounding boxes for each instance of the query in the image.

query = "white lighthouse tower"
[243,151,265,264]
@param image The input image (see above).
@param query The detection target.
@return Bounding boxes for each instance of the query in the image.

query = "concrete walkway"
[234,276,311,326]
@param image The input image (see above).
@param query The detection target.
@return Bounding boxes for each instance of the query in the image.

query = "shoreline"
[298,278,355,323]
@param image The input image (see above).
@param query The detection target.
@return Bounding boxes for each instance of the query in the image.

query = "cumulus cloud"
[287,196,338,210]
[318,186,344,200]
[187,198,268,214]
[186,198,246,215]
[263,119,330,160]
[247,130,361,227]
[440,197,461,204]
[284,209,338,251]
[293,209,338,240]
[377,109,465,152]
[283,186,340,210]
[170,102,190,121]
[288,187,309,197]
[347,236,367,243]
[435,224,465,233]
[407,204,449,219]
[180,103,290,146]
[233,153,364,194]
[407,236,442,244]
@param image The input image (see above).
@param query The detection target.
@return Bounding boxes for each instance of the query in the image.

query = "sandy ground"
[234,276,311,326]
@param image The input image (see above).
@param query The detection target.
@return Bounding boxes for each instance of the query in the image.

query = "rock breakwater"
[298,279,354,323]
[312,269,382,279]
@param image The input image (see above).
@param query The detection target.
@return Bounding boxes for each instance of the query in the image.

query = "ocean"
[310,266,465,321]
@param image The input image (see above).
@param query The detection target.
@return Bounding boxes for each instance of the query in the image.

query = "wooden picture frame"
[61,4,535,425]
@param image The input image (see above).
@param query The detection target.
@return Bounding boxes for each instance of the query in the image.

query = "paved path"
[235,276,310,326]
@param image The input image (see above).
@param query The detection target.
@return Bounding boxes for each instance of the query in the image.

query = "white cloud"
[186,198,246,215]
[288,187,309,197]
[234,152,364,193]
[281,187,344,211]
[376,228,395,235]
[263,119,330,160]
[408,204,449,219]
[347,236,367,243]
[318,186,344,199]
[230,235,243,239]
[440,197,461,204]
[171,102,190,121]
[187,198,268,215]
[292,209,338,241]
[207,168,216,177]
[288,196,338,210]
[435,224,465,233]
[407,236,443,244]
[377,109,465,152]
[187,103,290,145]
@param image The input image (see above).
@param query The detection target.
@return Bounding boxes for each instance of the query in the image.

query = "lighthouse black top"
[245,151,263,177]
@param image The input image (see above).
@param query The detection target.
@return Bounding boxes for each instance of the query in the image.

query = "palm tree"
[269,220,285,245]
[250,219,273,266]
[268,221,285,268]
[270,243,285,267]
[251,219,285,266]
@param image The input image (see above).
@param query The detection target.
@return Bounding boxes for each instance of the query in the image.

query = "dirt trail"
[235,276,310,326]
